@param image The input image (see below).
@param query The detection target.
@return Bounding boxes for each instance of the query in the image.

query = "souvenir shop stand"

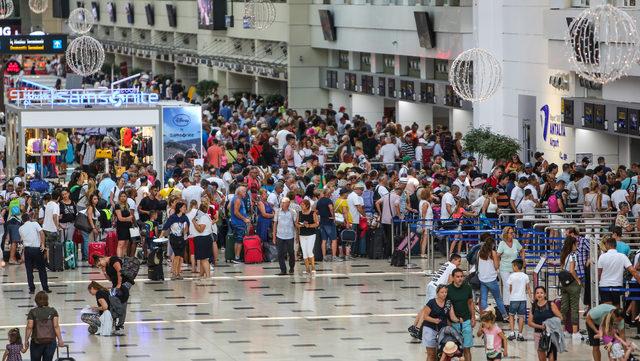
[4,77,166,181]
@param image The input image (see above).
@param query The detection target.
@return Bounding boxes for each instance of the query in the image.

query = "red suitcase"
[243,235,263,264]
[104,231,118,257]
[88,242,106,266]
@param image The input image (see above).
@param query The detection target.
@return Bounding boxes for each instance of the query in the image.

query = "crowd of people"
[2,93,640,360]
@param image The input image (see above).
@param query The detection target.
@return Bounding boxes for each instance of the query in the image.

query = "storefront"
[4,81,202,183]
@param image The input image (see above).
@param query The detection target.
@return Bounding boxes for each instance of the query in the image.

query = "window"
[326,70,338,88]
[435,59,449,81]
[383,55,395,75]
[345,73,357,91]
[562,98,574,125]
[420,82,435,104]
[362,75,374,95]
[360,53,371,72]
[388,79,396,98]
[445,85,461,108]
[378,77,386,97]
[408,57,420,78]
[339,51,349,69]
[400,80,414,100]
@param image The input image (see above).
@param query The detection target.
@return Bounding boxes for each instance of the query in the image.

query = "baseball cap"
[525,162,533,168]
[534,151,544,159]
[339,188,350,195]
[582,156,590,163]
[458,171,467,177]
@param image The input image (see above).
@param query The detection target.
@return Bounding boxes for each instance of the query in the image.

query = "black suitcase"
[225,231,236,262]
[368,228,385,259]
[56,345,75,361]
[313,230,323,262]
[47,241,64,272]
[148,264,164,281]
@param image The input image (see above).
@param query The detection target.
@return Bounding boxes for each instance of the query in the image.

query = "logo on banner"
[540,104,568,161]
[172,114,191,128]
[10,88,159,108]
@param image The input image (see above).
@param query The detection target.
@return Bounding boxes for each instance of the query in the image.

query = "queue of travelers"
[2,96,640,360]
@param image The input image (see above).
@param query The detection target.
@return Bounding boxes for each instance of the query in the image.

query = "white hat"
[399,177,408,184]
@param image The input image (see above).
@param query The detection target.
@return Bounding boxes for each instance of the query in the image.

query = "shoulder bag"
[558,254,575,287]
[74,210,92,232]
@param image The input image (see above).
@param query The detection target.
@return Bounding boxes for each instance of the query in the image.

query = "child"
[598,312,637,361]
[476,312,508,361]
[440,341,464,361]
[517,189,538,229]
[507,259,531,341]
[3,328,26,361]
[448,199,477,255]
[143,210,159,256]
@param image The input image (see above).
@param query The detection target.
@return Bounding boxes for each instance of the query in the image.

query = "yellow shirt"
[55,131,69,151]
[159,187,181,200]
[334,198,352,224]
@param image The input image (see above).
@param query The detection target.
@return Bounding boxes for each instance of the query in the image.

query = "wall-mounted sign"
[4,59,21,75]
[0,34,67,54]
[540,104,568,160]
[0,19,21,36]
[9,88,159,108]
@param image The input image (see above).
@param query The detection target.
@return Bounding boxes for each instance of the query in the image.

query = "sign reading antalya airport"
[10,87,159,108]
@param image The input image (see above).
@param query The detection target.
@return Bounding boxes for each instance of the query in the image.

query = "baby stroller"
[436,326,463,359]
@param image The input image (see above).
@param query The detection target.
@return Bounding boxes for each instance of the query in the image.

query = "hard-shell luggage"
[225,231,236,262]
[148,264,164,281]
[243,234,263,264]
[367,228,385,259]
[396,232,420,256]
[147,248,163,267]
[47,241,64,272]
[104,231,117,257]
[63,239,76,270]
[264,242,278,262]
[88,242,106,266]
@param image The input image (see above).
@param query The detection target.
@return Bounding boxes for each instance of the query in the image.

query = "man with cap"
[452,171,470,200]
[347,183,366,258]
[399,156,413,179]
[581,156,591,170]
[534,151,547,172]
[518,162,539,182]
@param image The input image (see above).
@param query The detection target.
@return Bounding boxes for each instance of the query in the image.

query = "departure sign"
[0,34,67,54]
[4,60,21,75]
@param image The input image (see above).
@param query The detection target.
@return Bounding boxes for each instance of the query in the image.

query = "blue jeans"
[81,230,91,259]
[30,340,56,361]
[352,224,366,256]
[480,279,508,318]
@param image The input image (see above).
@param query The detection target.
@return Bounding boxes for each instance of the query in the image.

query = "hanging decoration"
[242,0,276,30]
[28,0,47,14]
[68,7,94,34]
[65,35,105,76]
[448,48,502,103]
[565,4,640,85]
[0,0,14,19]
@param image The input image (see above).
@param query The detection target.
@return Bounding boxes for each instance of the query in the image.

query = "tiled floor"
[0,257,620,360]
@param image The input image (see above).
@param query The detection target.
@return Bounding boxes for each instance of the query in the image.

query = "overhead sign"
[0,34,67,54]
[9,87,160,108]
[4,60,21,75]
[540,104,568,161]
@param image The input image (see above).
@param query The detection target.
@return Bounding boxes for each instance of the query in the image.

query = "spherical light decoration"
[565,4,640,85]
[28,0,47,14]
[65,36,105,77]
[68,7,94,34]
[448,48,502,103]
[242,0,276,30]
[0,0,14,19]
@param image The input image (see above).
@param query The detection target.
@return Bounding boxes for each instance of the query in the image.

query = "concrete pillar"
[395,55,407,76]
[287,0,329,111]
[371,53,384,73]
[349,52,361,71]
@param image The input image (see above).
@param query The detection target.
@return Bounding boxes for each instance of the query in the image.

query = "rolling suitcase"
[313,230,323,262]
[243,234,263,264]
[47,241,64,272]
[225,231,236,262]
[104,230,118,257]
[56,345,75,361]
[88,242,106,266]
[368,228,385,259]
[148,264,164,281]
[64,239,76,270]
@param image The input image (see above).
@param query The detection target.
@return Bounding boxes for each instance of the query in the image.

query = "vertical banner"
[162,106,202,161]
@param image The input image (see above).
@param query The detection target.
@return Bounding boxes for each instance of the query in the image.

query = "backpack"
[34,314,56,344]
[98,208,113,229]
[548,194,560,213]
[30,192,42,211]
[373,185,382,203]
[69,185,82,203]
[466,243,482,265]
[9,198,21,216]
[121,256,141,281]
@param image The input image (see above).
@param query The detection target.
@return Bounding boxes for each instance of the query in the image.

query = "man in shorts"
[447,268,475,361]
[316,188,338,261]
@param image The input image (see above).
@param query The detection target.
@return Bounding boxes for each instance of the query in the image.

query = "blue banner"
[162,106,202,161]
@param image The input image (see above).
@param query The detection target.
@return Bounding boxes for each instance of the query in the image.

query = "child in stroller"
[437,326,464,361]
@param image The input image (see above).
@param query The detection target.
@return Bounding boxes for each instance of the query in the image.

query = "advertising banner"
[162,106,202,161]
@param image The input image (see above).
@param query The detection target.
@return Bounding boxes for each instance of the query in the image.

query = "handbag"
[129,226,141,238]
[97,309,113,336]
[558,255,575,287]
[74,211,92,232]
[334,212,345,224]
[538,330,551,353]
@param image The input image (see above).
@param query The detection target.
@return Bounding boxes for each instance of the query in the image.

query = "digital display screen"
[0,34,67,54]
